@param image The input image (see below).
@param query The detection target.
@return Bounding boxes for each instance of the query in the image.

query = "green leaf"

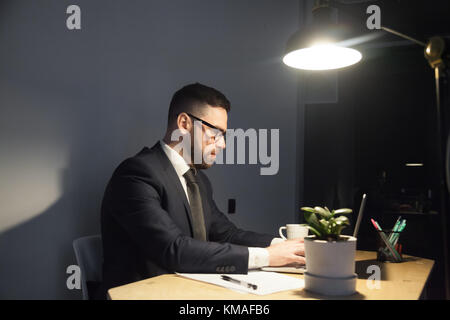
[303,205,352,239]
[304,211,326,237]
[334,216,350,235]
[304,211,319,228]
[325,206,335,218]
[335,225,346,236]
[314,206,331,219]
[335,216,350,225]
[319,219,330,232]
[307,225,322,237]
[333,208,353,215]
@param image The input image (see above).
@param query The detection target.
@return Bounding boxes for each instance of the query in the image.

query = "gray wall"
[0,0,301,299]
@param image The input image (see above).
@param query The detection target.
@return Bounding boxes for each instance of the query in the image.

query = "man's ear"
[177,113,190,133]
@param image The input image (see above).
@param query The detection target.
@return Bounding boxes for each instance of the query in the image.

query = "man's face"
[189,105,227,170]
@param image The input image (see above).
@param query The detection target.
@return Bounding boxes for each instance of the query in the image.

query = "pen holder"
[376,229,403,263]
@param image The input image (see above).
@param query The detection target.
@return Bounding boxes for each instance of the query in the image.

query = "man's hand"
[266,239,305,267]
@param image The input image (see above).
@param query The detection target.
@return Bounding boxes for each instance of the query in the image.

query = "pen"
[389,216,402,243]
[370,218,379,231]
[392,219,407,247]
[372,219,383,231]
[399,219,407,232]
[221,275,258,290]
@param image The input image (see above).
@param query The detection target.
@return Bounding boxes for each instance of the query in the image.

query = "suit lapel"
[150,142,195,235]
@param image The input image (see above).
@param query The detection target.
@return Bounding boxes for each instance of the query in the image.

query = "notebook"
[176,270,304,295]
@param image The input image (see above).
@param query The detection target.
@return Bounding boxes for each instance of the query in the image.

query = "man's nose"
[216,136,226,149]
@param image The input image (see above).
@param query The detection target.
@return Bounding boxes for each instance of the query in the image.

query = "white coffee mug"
[279,224,309,240]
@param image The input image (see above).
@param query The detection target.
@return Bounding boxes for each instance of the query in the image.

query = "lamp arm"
[315,1,427,48]
[381,26,449,70]
[380,26,426,47]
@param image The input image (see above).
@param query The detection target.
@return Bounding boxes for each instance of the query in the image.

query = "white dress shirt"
[159,140,283,269]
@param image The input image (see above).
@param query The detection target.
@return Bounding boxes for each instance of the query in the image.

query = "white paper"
[175,270,304,295]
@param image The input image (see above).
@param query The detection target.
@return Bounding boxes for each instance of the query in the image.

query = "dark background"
[303,0,450,299]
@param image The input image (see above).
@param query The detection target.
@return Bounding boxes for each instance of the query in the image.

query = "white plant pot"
[304,235,357,296]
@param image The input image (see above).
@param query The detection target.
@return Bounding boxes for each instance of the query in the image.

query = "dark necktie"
[183,168,207,241]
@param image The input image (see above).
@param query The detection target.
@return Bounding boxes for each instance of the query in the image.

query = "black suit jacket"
[99,142,274,297]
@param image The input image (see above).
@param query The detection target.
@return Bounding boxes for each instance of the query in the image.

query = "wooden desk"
[108,251,434,300]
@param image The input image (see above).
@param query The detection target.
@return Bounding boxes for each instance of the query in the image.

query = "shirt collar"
[159,140,191,178]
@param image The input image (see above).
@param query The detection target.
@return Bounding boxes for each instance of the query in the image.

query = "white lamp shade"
[283,44,362,70]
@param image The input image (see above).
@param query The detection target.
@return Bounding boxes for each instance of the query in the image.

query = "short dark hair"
[167,83,231,126]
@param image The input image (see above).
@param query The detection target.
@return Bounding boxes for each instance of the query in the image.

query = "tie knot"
[183,168,198,184]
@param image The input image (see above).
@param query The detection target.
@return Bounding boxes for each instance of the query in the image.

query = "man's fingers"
[295,256,306,265]
[291,243,305,256]
[289,255,306,266]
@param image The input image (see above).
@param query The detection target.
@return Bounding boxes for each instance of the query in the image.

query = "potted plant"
[300,206,357,296]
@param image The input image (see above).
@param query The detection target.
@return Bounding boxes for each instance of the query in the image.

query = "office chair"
[72,235,103,300]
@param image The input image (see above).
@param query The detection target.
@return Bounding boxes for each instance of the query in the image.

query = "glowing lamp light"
[283,43,362,71]
[282,1,364,71]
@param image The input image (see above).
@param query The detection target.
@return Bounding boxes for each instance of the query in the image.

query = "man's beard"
[193,162,213,170]
[190,141,214,170]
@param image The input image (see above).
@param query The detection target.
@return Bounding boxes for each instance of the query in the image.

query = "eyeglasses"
[185,113,226,142]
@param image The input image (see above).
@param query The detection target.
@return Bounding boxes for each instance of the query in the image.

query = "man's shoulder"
[113,142,164,177]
